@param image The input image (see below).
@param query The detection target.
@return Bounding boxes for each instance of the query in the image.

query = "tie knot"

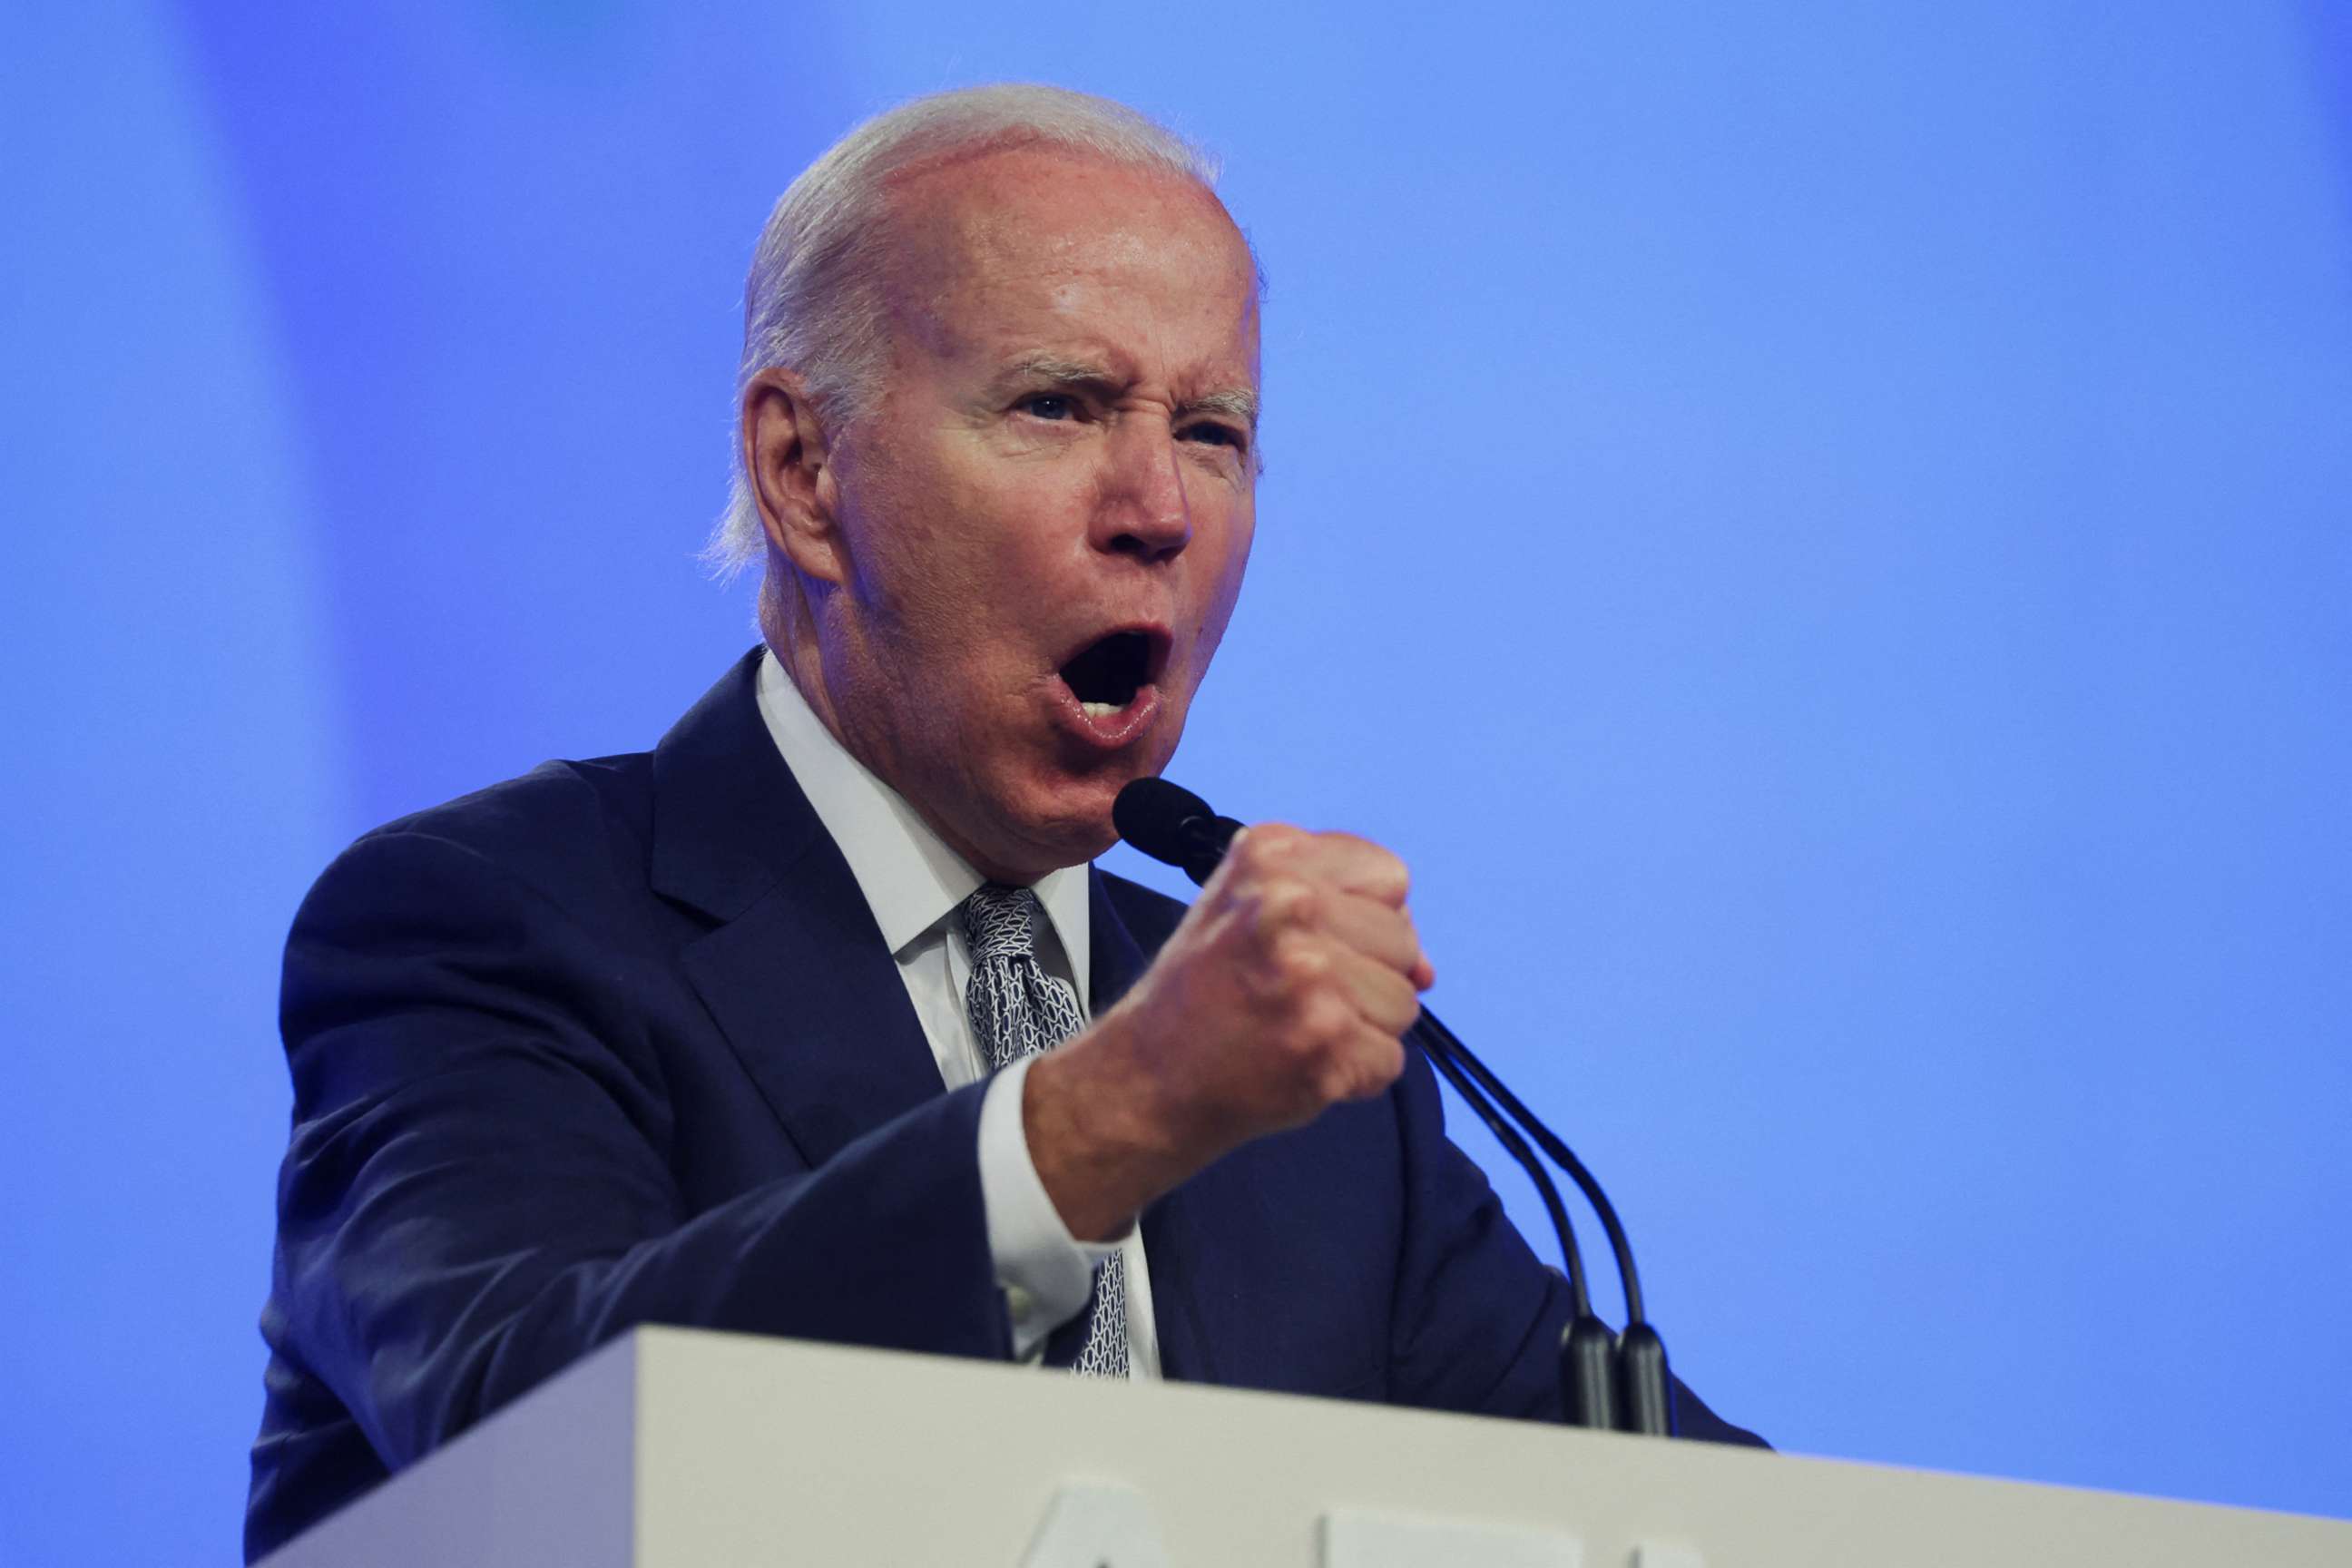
[959,883,1044,965]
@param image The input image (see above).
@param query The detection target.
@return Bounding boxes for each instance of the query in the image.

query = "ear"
[741,368,850,587]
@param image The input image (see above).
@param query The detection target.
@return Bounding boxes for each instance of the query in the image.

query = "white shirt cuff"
[977,1054,1124,1362]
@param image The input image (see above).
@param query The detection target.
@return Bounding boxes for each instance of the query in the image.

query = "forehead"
[877,145,1260,373]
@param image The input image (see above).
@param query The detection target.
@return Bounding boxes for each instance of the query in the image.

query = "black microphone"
[1113,776,1677,1436]
[1111,777,1242,885]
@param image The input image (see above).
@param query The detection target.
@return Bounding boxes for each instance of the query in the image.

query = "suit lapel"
[652,662,1231,1378]
[652,651,944,1170]
[1090,870,1223,1387]
[1085,866,1155,1017]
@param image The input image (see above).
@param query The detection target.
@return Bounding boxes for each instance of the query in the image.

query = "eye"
[1020,393,1078,421]
[1181,421,1249,453]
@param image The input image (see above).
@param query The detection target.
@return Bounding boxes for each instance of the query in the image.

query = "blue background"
[3,3,2347,1562]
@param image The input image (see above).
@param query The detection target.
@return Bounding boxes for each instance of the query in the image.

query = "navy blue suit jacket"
[245,650,1758,1561]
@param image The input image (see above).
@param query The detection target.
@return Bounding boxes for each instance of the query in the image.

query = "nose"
[1092,416,1192,563]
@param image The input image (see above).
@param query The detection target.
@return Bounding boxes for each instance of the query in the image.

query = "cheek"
[845,468,980,623]
[1222,507,1256,593]
[876,487,1061,692]
[1195,507,1254,642]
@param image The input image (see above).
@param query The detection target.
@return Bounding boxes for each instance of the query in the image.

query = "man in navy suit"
[246,84,1759,1562]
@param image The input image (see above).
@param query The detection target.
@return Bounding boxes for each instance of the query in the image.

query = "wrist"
[1023,1014,1191,1242]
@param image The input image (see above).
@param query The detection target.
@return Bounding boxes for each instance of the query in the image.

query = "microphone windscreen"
[1112,776,1216,867]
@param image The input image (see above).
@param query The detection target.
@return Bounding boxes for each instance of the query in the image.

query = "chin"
[975,706,1189,877]
[992,772,1129,878]
[1033,791,1125,867]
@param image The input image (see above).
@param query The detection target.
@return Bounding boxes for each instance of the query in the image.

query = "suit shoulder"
[376,750,652,848]
[304,752,657,923]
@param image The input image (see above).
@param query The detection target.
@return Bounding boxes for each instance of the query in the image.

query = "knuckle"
[1236,822,1302,870]
[1374,993,1417,1036]
[1375,907,1418,964]
[1328,831,1410,904]
[1241,931,1311,1005]
[1346,832,1407,895]
[1267,877,1322,929]
[1279,937,1332,989]
[1297,991,1353,1051]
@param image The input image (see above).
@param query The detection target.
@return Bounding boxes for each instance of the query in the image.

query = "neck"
[760,603,1054,890]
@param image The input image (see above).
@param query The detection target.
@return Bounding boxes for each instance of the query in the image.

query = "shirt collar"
[754,649,1092,1005]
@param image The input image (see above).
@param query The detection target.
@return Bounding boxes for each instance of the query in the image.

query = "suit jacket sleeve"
[1385,1045,1766,1446]
[271,827,1007,1472]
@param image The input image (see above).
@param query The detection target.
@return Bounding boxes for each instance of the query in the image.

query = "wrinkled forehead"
[875,145,1261,366]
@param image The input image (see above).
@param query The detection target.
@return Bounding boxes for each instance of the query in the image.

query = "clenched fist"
[1024,824,1436,1241]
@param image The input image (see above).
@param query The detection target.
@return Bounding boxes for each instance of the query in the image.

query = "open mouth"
[1058,629,1158,718]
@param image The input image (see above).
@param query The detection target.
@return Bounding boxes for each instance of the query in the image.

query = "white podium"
[261,1326,2348,1567]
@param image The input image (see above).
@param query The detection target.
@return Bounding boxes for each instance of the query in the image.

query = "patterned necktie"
[960,882,1129,1378]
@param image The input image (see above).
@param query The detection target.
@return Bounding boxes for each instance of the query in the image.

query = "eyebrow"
[1000,353,1259,431]
[1181,387,1260,429]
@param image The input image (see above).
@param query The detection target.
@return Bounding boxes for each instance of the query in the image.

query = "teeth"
[1080,701,1120,719]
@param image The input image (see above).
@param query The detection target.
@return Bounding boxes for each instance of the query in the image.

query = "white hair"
[706,83,1229,582]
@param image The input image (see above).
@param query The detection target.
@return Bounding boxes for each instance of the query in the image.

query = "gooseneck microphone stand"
[1112,776,1681,1438]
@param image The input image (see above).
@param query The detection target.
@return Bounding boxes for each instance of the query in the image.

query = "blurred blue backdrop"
[3,2,2347,1562]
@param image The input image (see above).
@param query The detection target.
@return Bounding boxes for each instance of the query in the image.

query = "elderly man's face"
[787,147,1260,881]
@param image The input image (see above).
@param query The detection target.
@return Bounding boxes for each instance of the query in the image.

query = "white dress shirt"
[754,651,1160,1376]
